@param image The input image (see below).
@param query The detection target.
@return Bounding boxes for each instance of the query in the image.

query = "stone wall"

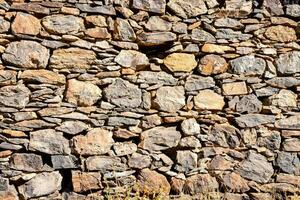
[0,0,300,199]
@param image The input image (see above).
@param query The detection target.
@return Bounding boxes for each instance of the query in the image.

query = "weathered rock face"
[0,1,299,199]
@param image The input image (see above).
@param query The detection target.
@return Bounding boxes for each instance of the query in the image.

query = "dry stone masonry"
[0,0,299,199]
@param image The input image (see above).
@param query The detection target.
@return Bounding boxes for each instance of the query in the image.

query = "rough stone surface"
[164,53,197,72]
[0,84,30,109]
[20,70,66,85]
[12,12,41,35]
[167,0,207,19]
[265,25,297,42]
[230,55,266,75]
[194,89,225,110]
[275,51,300,75]
[115,50,149,69]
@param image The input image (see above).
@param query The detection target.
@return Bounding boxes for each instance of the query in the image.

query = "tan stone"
[65,79,102,106]
[85,27,111,39]
[60,7,80,15]
[12,12,41,35]
[164,53,197,72]
[222,82,248,96]
[222,172,250,193]
[276,173,300,187]
[20,70,66,85]
[136,168,170,195]
[201,44,234,54]
[0,150,13,158]
[85,15,107,27]
[194,89,225,110]
[72,128,114,155]
[265,25,297,42]
[72,171,102,193]
[198,54,228,75]
[2,129,27,137]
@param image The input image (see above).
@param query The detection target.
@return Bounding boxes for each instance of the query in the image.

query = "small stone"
[10,153,43,172]
[263,0,284,15]
[283,138,300,152]
[286,4,300,17]
[11,3,50,15]
[214,18,243,29]
[222,82,248,96]
[236,94,262,113]
[0,177,18,200]
[0,17,10,33]
[265,25,297,42]
[137,31,176,46]
[76,4,116,15]
[167,0,207,19]
[175,150,197,173]
[181,118,200,136]
[194,89,225,110]
[275,115,300,130]
[136,169,170,195]
[139,126,181,152]
[86,156,124,172]
[164,53,197,72]
[29,129,71,155]
[50,48,96,69]
[190,29,216,43]
[65,79,102,106]
[235,114,276,128]
[0,84,30,109]
[185,75,215,92]
[185,174,219,195]
[128,153,151,169]
[276,152,300,175]
[115,50,149,69]
[72,128,114,156]
[2,129,27,137]
[51,155,79,169]
[18,172,62,199]
[153,86,185,112]
[237,151,274,183]
[229,55,266,75]
[113,18,136,41]
[142,114,162,129]
[113,142,137,156]
[56,121,88,135]
[179,136,201,148]
[38,107,74,117]
[137,71,177,86]
[85,15,107,27]
[268,89,297,107]
[2,40,50,69]
[104,78,142,108]
[216,29,252,41]
[0,70,17,86]
[266,77,300,89]
[85,27,111,39]
[221,172,250,193]
[201,44,234,54]
[42,15,84,35]
[12,12,41,35]
[225,0,252,16]
[72,171,102,193]
[209,155,232,170]
[275,51,300,75]
[145,16,172,31]
[20,70,66,85]
[132,0,166,14]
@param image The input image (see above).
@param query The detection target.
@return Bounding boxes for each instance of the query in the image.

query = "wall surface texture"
[0,0,300,199]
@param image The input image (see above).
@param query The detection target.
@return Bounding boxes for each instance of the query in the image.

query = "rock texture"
[0,0,299,199]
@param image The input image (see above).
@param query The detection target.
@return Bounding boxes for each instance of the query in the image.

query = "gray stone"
[266,77,300,89]
[235,114,276,128]
[181,118,200,136]
[76,4,116,15]
[132,0,166,14]
[115,50,149,69]
[0,70,17,86]
[286,4,300,17]
[137,31,176,46]
[113,18,136,41]
[107,116,140,126]
[10,153,43,172]
[153,86,185,112]
[275,115,300,130]
[0,17,10,33]
[175,150,197,173]
[104,79,142,108]
[167,0,207,18]
[113,142,137,156]
[214,18,243,29]
[263,0,284,15]
[185,174,219,195]
[190,29,215,43]
[2,40,50,69]
[185,75,215,92]
[216,29,252,41]
[237,151,274,183]
[128,153,151,169]
[56,121,88,135]
[42,15,84,35]
[137,71,177,85]
[18,171,62,199]
[51,155,79,169]
[86,156,125,172]
[145,16,172,31]
[276,152,300,175]
[276,51,300,75]
[29,129,71,155]
[230,55,266,75]
[0,84,30,109]
[268,89,297,107]
[236,94,262,113]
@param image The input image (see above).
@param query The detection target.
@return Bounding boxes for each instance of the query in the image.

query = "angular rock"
[56,121,88,135]
[235,114,275,128]
[2,40,50,69]
[237,151,274,183]
[137,32,176,46]
[128,153,151,169]
[29,129,71,155]
[85,156,125,172]
[275,51,300,75]
[85,27,111,39]
[137,71,177,85]
[107,116,140,126]
[153,86,185,112]
[132,0,166,14]
[236,94,262,113]
[230,55,266,75]
[175,150,197,173]
[268,89,297,107]
[266,77,300,89]
[72,171,102,193]
[0,70,17,86]
[18,172,62,199]
[76,4,116,15]
[65,79,102,106]
[185,75,215,92]
[167,0,207,19]
[201,44,234,54]
[0,17,10,33]
[85,15,107,27]
[181,118,200,136]
[49,48,96,69]
[113,142,137,156]
[12,12,41,35]
[51,155,79,169]
[38,107,74,117]
[194,89,225,110]
[10,153,43,172]
[214,18,243,29]
[265,25,297,42]
[275,115,300,130]
[190,29,216,43]
[286,4,300,17]
[263,0,284,15]
[283,138,300,152]
[145,16,172,31]
[20,70,66,85]
[72,128,114,156]
[164,53,197,72]
[185,174,219,195]
[10,3,50,15]
[198,54,228,75]
[139,126,181,151]
[0,177,18,200]
[42,15,84,35]
[0,84,30,109]
[222,82,248,96]
[104,78,142,108]
[276,152,300,175]
[221,172,250,193]
[113,18,136,41]
[225,0,252,16]
[136,169,170,195]
[115,50,149,69]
